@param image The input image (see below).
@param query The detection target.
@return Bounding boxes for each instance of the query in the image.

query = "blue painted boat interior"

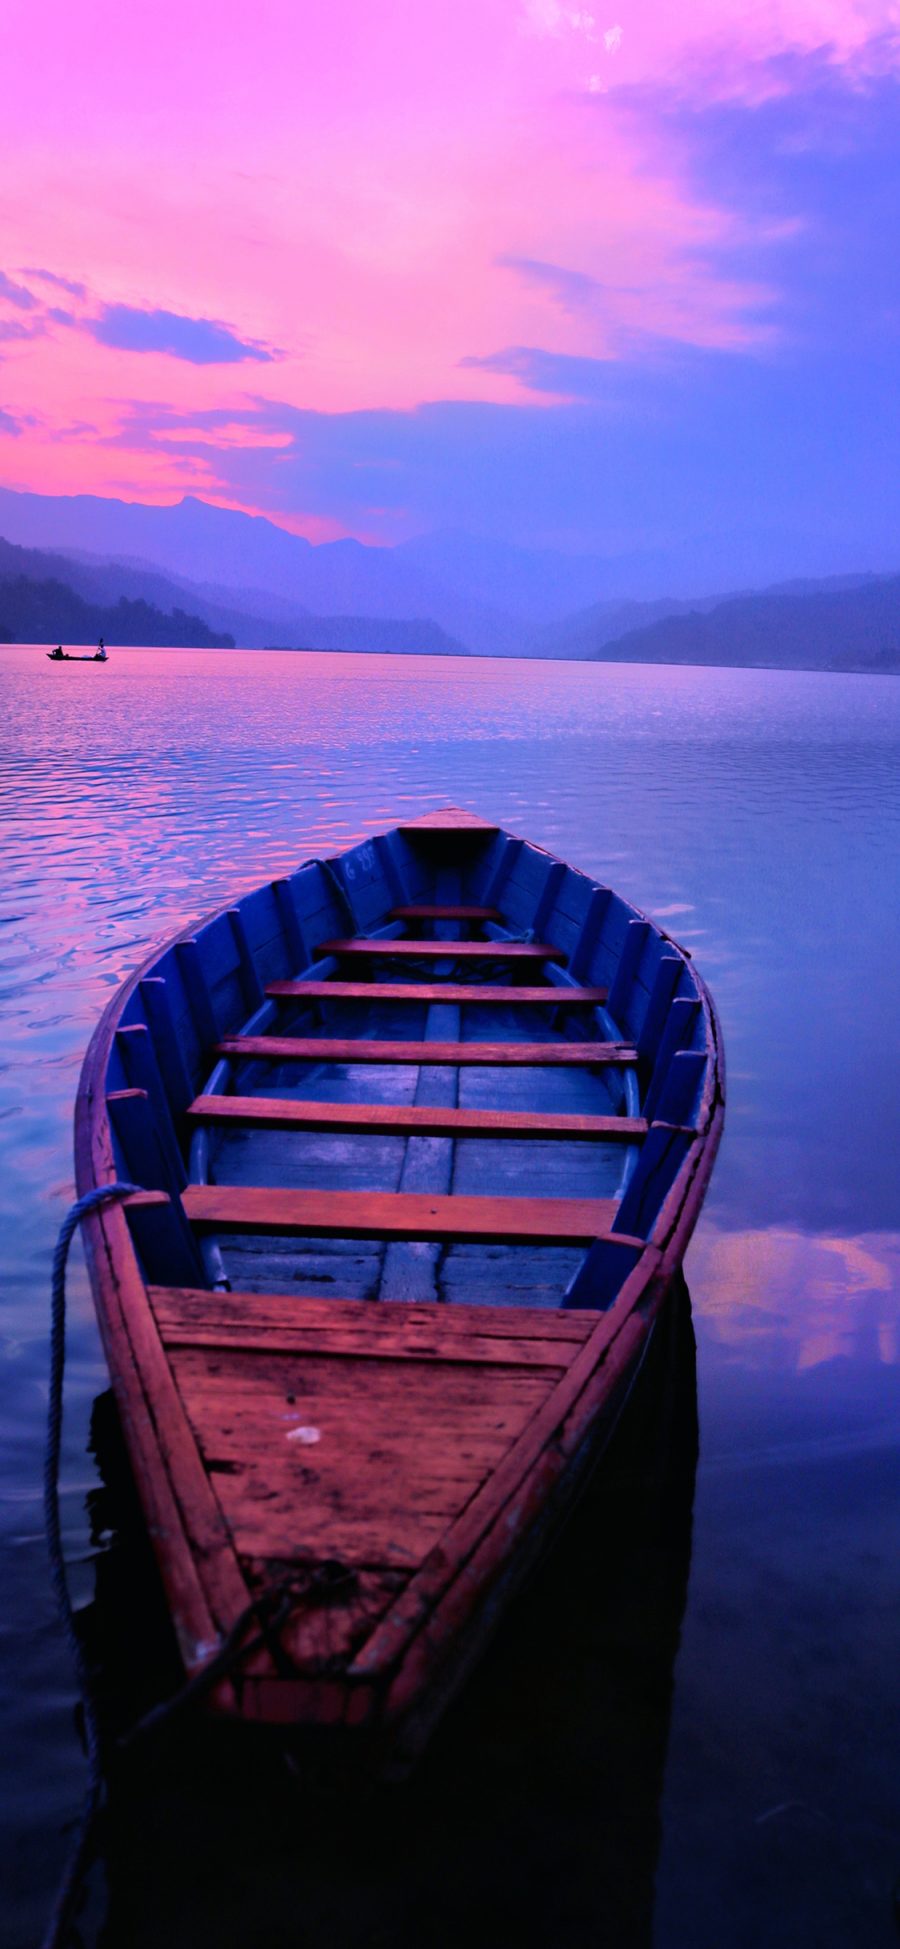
[104,825,713,1313]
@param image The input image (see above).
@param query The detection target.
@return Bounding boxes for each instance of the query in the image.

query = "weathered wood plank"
[216,1036,637,1067]
[266,981,609,1006]
[188,1094,646,1141]
[159,1323,571,1370]
[149,1287,599,1343]
[178,1348,552,1416]
[179,1184,623,1244]
[318,938,566,963]
[172,1345,555,1566]
[397,808,499,832]
[389,906,501,921]
[150,1284,581,1368]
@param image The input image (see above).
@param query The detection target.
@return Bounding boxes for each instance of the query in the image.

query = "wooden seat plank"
[178,1184,623,1245]
[189,1094,647,1142]
[266,981,608,1006]
[397,808,499,832]
[216,1037,637,1068]
[389,906,501,921]
[319,938,565,962]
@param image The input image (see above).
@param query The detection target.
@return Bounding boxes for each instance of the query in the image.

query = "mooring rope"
[42,1181,140,1949]
[42,1183,351,1948]
[309,854,357,930]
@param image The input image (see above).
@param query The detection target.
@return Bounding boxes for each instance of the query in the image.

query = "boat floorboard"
[167,1330,579,1571]
[203,964,636,1306]
[151,1266,603,1674]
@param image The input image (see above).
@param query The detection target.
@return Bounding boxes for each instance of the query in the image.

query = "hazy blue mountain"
[583,575,900,672]
[0,535,468,656]
[394,524,900,620]
[1,485,898,659]
[532,594,717,658]
[0,486,700,649]
[0,487,502,648]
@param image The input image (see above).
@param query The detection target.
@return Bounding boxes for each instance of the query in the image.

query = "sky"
[1,0,899,560]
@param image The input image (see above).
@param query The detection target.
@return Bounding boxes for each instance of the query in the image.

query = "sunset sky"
[1,0,898,555]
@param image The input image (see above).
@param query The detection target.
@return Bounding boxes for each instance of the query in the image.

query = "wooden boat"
[75,807,724,1770]
[47,649,108,662]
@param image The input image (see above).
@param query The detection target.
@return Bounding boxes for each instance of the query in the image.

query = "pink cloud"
[0,0,897,526]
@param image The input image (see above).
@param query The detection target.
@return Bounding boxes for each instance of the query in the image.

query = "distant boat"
[74,807,724,1773]
[47,640,108,662]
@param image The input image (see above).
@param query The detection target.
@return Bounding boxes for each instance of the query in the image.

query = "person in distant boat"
[95,638,107,661]
[50,644,64,659]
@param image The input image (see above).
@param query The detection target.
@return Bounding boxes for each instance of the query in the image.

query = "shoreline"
[7,640,900,676]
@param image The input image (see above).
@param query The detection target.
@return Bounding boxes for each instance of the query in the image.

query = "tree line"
[0,573,235,648]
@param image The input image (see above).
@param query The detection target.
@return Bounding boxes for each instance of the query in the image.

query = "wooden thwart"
[175,1184,626,1245]
[188,1094,647,1142]
[397,808,499,832]
[319,938,565,962]
[389,906,501,921]
[217,1037,637,1067]
[266,980,609,1006]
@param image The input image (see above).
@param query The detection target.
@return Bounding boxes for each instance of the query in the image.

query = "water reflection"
[689,1227,900,1378]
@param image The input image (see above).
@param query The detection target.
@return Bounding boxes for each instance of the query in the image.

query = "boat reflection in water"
[80,1276,698,1949]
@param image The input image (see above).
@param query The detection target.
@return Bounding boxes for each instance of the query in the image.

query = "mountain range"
[570,576,900,673]
[0,484,898,671]
[0,532,467,656]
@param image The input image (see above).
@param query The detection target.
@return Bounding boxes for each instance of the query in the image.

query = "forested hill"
[579,575,900,672]
[0,573,235,648]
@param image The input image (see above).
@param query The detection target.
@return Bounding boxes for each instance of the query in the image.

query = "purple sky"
[1,1,898,560]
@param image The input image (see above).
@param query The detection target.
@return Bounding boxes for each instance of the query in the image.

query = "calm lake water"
[1,644,898,1948]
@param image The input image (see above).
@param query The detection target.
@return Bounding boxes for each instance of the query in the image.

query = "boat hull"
[74,810,724,1766]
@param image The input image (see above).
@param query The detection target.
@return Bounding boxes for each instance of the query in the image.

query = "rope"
[42,1183,353,1948]
[309,855,357,930]
[119,1559,355,1746]
[42,1181,140,1949]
